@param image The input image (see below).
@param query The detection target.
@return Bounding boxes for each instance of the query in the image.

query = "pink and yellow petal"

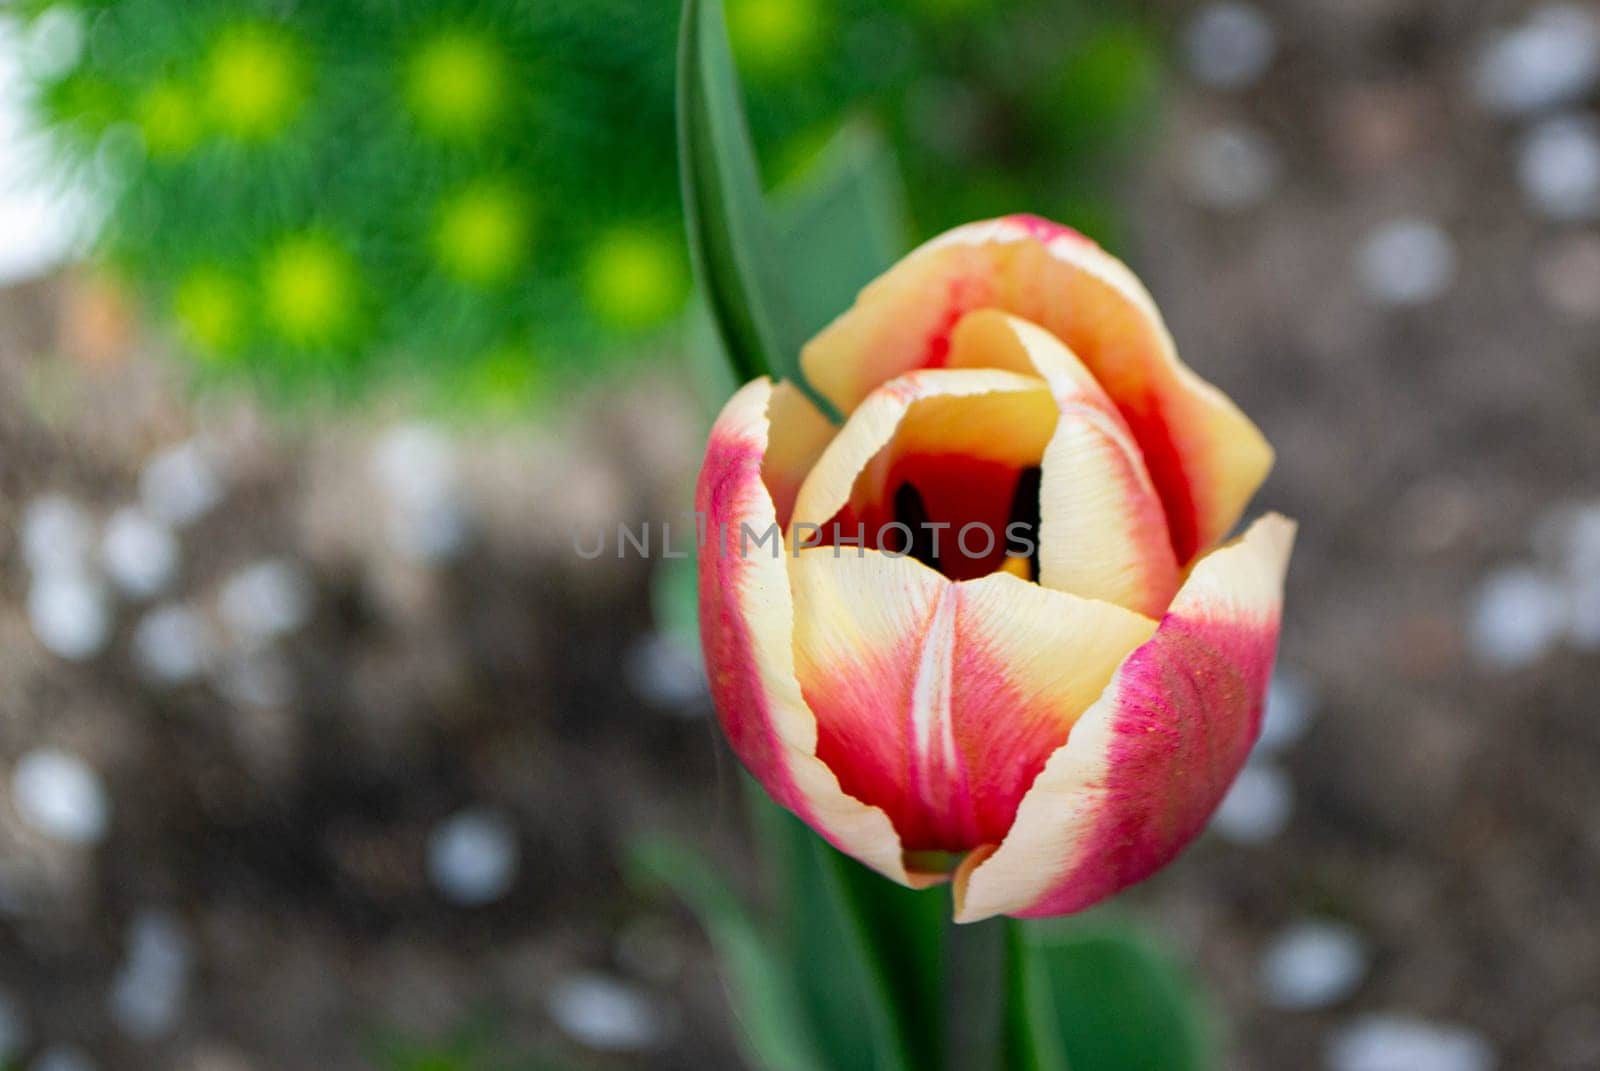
[761,379,837,528]
[953,512,1296,922]
[948,308,1115,411]
[697,378,921,886]
[801,215,1273,565]
[1036,413,1180,617]
[949,310,1180,616]
[950,571,1158,842]
[790,547,1156,854]
[789,367,1056,539]
[789,548,957,850]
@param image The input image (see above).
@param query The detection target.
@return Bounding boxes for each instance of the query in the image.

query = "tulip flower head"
[698,215,1294,921]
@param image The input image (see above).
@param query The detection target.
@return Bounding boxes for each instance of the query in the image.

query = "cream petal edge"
[701,377,927,887]
[950,310,1181,615]
[940,218,1277,559]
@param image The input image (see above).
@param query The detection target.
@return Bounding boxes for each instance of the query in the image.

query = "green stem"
[747,781,939,1071]
[675,0,842,423]
[944,917,1006,1071]
[1002,919,1071,1071]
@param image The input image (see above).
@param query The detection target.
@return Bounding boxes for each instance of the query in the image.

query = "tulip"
[698,214,1294,921]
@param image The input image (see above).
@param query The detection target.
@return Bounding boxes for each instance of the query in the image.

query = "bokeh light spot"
[206,23,308,141]
[260,233,360,346]
[583,228,688,330]
[137,81,203,158]
[173,268,248,354]
[727,0,823,76]
[432,180,533,286]
[405,30,509,140]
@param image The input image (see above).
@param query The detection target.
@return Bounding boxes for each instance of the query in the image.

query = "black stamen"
[1005,466,1042,582]
[893,482,940,572]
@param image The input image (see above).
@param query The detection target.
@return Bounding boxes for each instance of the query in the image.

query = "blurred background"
[0,0,1597,1068]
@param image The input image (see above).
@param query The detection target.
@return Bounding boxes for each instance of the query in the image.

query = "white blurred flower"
[132,605,213,685]
[1183,125,1281,211]
[1357,220,1457,307]
[1518,115,1600,221]
[1184,3,1276,89]
[141,441,223,528]
[28,571,112,661]
[218,559,313,645]
[546,973,670,1053]
[1260,920,1369,1009]
[101,507,179,599]
[1468,565,1569,669]
[1473,5,1600,117]
[427,809,520,907]
[1328,1015,1495,1071]
[21,495,94,576]
[1211,764,1293,845]
[108,909,192,1041]
[12,749,110,846]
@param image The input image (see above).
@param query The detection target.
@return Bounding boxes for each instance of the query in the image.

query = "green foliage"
[17,0,1158,406]
[634,810,1220,1071]
[753,795,943,1071]
[655,42,916,654]
[1002,920,1072,1071]
[678,0,811,396]
[631,788,948,1071]
[630,835,828,1071]
[774,120,911,343]
[1029,917,1217,1071]
[21,0,686,404]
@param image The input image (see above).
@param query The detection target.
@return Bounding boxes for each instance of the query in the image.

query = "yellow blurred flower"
[205,23,308,141]
[583,227,687,331]
[136,80,202,157]
[260,233,360,346]
[405,30,508,140]
[432,180,533,286]
[727,0,823,76]
[173,267,248,354]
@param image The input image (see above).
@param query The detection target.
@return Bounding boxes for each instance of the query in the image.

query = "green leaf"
[774,119,911,339]
[682,293,742,418]
[680,116,909,417]
[1029,919,1217,1071]
[629,836,828,1071]
[941,916,1005,1071]
[677,0,823,409]
[820,841,947,1070]
[1001,920,1071,1071]
[750,785,940,1071]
